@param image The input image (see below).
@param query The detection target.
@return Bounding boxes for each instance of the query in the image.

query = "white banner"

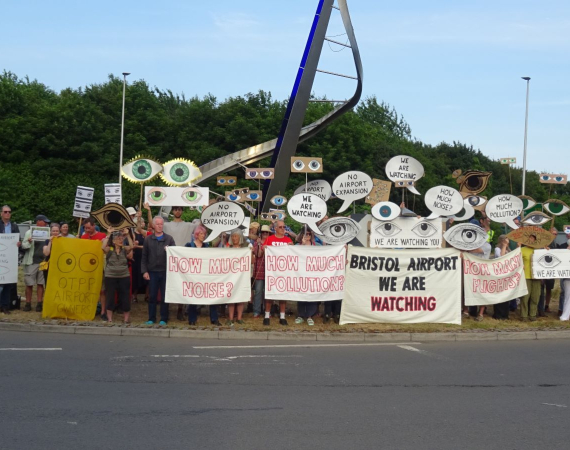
[463,248,528,306]
[0,234,19,284]
[166,247,251,305]
[370,217,442,249]
[265,245,345,301]
[340,247,461,325]
[532,249,570,279]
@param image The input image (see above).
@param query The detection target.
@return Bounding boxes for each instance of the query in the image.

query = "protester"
[102,228,133,323]
[185,224,221,326]
[131,212,148,302]
[252,225,271,318]
[224,229,249,325]
[21,214,50,312]
[81,217,108,319]
[41,222,61,289]
[294,227,319,326]
[492,234,511,320]
[247,222,260,245]
[0,205,21,315]
[520,238,541,321]
[141,216,175,325]
[59,221,74,238]
[263,220,293,326]
[538,227,560,316]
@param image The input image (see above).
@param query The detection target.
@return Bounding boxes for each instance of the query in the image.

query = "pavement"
[1,331,570,450]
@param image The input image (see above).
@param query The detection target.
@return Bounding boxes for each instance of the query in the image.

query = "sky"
[2,0,570,177]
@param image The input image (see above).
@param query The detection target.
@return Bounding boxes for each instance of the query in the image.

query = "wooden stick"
[139,183,144,212]
[78,218,83,237]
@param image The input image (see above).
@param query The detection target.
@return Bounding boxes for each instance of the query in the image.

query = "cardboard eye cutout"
[522,211,551,227]
[291,157,323,173]
[318,217,361,245]
[461,193,487,211]
[245,168,275,180]
[160,158,202,186]
[507,226,555,249]
[518,195,537,210]
[270,195,288,207]
[243,191,262,202]
[225,191,244,203]
[91,203,136,230]
[217,176,237,186]
[543,199,570,216]
[443,223,488,251]
[144,187,209,207]
[122,156,163,183]
[454,170,491,195]
[539,174,567,184]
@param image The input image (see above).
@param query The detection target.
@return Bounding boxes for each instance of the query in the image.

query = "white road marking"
[542,403,567,408]
[397,345,425,353]
[192,343,420,349]
[397,345,450,360]
[0,348,62,351]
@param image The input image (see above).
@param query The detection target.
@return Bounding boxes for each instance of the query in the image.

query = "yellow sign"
[43,238,103,321]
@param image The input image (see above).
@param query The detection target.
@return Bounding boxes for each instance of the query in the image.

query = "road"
[1,331,569,450]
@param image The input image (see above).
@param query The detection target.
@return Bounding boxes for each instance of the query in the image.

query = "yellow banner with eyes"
[42,238,103,321]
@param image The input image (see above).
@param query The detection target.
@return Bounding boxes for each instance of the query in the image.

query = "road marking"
[0,348,62,351]
[542,403,567,408]
[192,343,420,349]
[150,354,301,359]
[397,345,425,353]
[398,345,450,360]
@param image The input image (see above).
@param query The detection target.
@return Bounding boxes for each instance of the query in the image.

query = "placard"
[104,183,122,205]
[30,226,50,241]
[332,171,373,213]
[145,186,209,207]
[294,179,332,201]
[532,249,570,279]
[485,194,523,229]
[539,174,567,184]
[201,202,245,243]
[365,179,392,205]
[370,217,442,249]
[166,247,251,305]
[340,247,461,325]
[385,155,424,195]
[291,157,323,173]
[0,234,19,284]
[463,248,528,306]
[287,193,327,234]
[73,186,94,219]
[265,245,345,301]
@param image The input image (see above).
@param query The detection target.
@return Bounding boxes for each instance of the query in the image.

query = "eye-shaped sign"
[91,203,136,231]
[518,195,537,211]
[522,211,551,227]
[145,186,209,207]
[371,202,401,221]
[462,193,487,211]
[217,176,237,186]
[500,157,516,165]
[370,217,442,248]
[291,157,323,173]
[317,217,361,245]
[539,174,567,184]
[104,183,122,205]
[454,170,492,195]
[245,168,274,180]
[365,179,392,206]
[543,199,570,216]
[225,191,244,203]
[160,158,202,186]
[564,225,570,235]
[443,223,488,251]
[385,155,424,195]
[242,191,262,202]
[121,156,163,184]
[270,195,288,207]
[532,249,570,279]
[261,211,287,221]
[506,225,555,249]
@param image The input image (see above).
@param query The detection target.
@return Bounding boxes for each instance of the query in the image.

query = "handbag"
[39,260,49,271]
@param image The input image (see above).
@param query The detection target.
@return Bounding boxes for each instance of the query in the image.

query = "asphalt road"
[1,331,569,450]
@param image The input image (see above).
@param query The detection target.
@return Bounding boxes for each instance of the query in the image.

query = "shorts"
[24,264,45,286]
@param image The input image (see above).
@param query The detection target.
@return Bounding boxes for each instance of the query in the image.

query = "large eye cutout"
[181,188,203,205]
[270,195,288,207]
[371,202,401,221]
[261,170,274,179]
[91,204,136,230]
[456,171,491,195]
[122,157,163,183]
[443,224,488,251]
[522,212,551,226]
[79,253,99,273]
[412,221,438,238]
[245,168,274,180]
[544,199,570,216]
[290,157,323,173]
[464,195,487,210]
[160,159,202,186]
[518,195,537,210]
[245,191,262,202]
[374,222,402,238]
[57,252,76,273]
[308,160,321,171]
[147,187,167,204]
[537,254,561,269]
[318,218,361,245]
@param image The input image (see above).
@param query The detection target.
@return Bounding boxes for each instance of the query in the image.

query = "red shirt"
[81,231,106,241]
[264,234,293,247]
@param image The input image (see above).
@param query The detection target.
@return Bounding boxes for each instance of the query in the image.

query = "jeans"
[0,284,14,309]
[253,279,265,315]
[187,305,219,324]
[324,300,342,317]
[148,271,168,323]
[297,301,318,318]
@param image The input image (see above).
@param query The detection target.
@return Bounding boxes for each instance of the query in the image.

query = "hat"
[261,225,272,233]
[35,214,50,223]
[126,207,136,216]
[249,222,260,229]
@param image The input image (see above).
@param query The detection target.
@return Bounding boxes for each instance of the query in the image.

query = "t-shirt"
[32,240,45,264]
[81,231,106,241]
[264,234,293,247]
[521,246,534,279]
[105,248,130,278]
[164,221,196,246]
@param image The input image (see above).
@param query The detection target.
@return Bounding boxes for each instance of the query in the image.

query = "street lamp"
[521,76,530,195]
[119,72,131,188]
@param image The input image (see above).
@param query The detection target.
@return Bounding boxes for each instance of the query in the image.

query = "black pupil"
[137,165,147,174]
[90,258,96,265]
[175,168,184,176]
[66,258,72,265]
[385,224,392,231]
[545,256,552,263]
[420,224,428,231]
[466,177,482,189]
[106,211,123,226]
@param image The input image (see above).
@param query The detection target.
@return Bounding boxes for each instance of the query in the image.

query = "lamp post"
[521,76,530,196]
[119,72,130,188]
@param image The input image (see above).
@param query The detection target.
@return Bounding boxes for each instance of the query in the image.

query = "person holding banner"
[41,223,61,289]
[492,234,511,320]
[294,227,319,326]
[102,228,133,324]
[263,220,293,326]
[0,205,20,315]
[21,214,50,312]
[521,240,540,321]
[224,229,250,325]
[252,225,271,318]
[185,224,222,326]
[59,222,74,238]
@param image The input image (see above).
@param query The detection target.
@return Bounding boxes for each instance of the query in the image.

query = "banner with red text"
[340,247,461,325]
[265,245,345,301]
[463,248,527,306]
[166,247,251,305]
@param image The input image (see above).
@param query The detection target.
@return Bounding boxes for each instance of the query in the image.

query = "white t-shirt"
[163,221,196,246]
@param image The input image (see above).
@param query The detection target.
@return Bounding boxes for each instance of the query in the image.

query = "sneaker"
[225,320,234,327]
[295,317,304,324]
[159,321,167,326]
[35,302,43,312]
[0,306,11,315]
[211,320,221,326]
[263,318,270,326]
[307,318,314,326]
[236,320,245,325]
[23,303,32,312]
[279,318,288,326]
[100,313,108,322]
[145,320,154,325]
[475,315,484,322]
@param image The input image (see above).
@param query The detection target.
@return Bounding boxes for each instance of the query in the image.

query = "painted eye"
[308,160,321,171]
[147,187,167,204]
[443,224,488,251]
[227,178,236,185]
[564,226,570,234]
[245,192,261,201]
[543,200,570,216]
[160,159,201,186]
[374,222,402,238]
[318,218,360,245]
[412,221,437,238]
[371,202,401,221]
[465,195,487,208]
[537,254,561,269]
[227,193,241,202]
[293,159,305,171]
[522,212,551,226]
[92,204,135,230]
[233,188,249,196]
[181,188,203,205]
[261,170,273,178]
[79,253,99,273]
[273,212,286,220]
[57,252,76,273]
[395,181,406,187]
[247,170,258,178]
[407,181,414,186]
[122,158,163,183]
[271,195,287,207]
[541,175,552,182]
[457,171,491,194]
[555,176,565,183]
[518,195,536,210]
[218,178,226,185]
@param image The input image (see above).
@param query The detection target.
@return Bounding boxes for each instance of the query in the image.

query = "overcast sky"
[2,0,569,176]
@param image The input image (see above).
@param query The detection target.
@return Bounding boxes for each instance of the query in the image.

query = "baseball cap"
[35,214,50,223]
